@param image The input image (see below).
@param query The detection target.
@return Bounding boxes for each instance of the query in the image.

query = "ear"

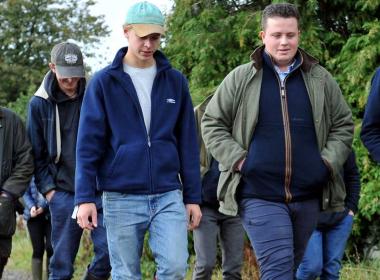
[49,63,56,73]
[123,25,130,39]
[259,31,265,42]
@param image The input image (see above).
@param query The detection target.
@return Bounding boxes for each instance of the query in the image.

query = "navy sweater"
[75,48,201,205]
[239,52,329,202]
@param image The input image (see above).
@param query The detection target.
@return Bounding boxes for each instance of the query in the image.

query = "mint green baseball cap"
[125,1,165,37]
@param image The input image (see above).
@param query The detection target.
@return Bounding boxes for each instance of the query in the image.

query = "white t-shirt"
[123,63,157,133]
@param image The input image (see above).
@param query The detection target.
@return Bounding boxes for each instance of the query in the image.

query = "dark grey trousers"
[192,206,245,280]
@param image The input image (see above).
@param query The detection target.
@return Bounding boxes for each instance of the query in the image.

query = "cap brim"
[55,65,85,78]
[131,24,165,37]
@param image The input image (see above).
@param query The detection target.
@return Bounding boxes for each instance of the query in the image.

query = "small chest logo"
[166,98,176,104]
[64,54,78,64]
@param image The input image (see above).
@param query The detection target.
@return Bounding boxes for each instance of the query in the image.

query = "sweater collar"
[109,47,171,73]
[250,45,319,72]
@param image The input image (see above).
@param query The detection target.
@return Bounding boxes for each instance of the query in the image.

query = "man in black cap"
[27,42,111,280]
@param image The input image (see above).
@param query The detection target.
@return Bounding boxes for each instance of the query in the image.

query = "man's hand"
[0,191,11,198]
[45,190,56,202]
[30,206,38,217]
[235,158,246,172]
[35,207,44,215]
[76,203,97,230]
[186,204,202,230]
[30,206,43,217]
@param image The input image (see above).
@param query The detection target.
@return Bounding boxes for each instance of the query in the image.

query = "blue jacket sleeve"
[176,76,202,204]
[361,68,380,163]
[27,98,56,195]
[22,182,36,210]
[75,77,107,205]
[343,151,361,213]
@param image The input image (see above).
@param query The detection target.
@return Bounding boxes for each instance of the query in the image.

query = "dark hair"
[261,3,300,30]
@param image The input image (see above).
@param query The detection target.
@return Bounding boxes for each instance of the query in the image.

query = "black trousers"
[27,214,53,259]
[0,256,8,279]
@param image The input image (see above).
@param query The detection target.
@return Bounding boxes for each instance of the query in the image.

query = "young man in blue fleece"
[75,2,202,280]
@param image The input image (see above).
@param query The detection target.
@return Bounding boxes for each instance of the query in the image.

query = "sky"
[88,0,174,72]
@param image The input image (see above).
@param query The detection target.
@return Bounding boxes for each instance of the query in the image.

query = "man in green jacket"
[0,107,34,278]
[201,3,353,280]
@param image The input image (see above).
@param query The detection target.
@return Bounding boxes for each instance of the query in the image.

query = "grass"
[7,218,380,279]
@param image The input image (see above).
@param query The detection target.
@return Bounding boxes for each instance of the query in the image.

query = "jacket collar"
[250,45,319,72]
[34,71,86,102]
[195,93,214,114]
[109,47,171,74]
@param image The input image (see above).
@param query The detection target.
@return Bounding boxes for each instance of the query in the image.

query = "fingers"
[45,190,56,202]
[186,204,202,230]
[188,211,202,230]
[77,218,95,230]
[91,210,98,228]
[76,203,97,230]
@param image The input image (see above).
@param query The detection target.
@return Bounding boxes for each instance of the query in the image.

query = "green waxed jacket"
[201,46,354,216]
[194,94,214,179]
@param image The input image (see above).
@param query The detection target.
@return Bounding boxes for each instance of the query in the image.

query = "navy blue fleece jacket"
[75,48,201,205]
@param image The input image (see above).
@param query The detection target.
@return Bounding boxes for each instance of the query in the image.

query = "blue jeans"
[296,213,354,280]
[239,198,319,280]
[49,191,111,280]
[102,189,188,280]
[192,206,244,280]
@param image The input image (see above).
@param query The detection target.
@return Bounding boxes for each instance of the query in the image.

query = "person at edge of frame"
[296,151,361,280]
[0,106,34,279]
[192,94,245,280]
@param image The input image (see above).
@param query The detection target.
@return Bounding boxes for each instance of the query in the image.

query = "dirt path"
[2,269,32,280]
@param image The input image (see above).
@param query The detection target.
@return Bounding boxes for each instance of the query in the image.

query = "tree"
[0,0,109,104]
[164,0,380,105]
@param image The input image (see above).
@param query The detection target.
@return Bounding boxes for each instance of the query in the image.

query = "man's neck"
[123,53,155,69]
[61,88,77,99]
[275,60,296,72]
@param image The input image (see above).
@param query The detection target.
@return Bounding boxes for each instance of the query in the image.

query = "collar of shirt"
[274,60,296,83]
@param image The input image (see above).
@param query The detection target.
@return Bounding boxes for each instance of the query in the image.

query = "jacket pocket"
[107,143,149,188]
[0,197,16,237]
[217,164,239,202]
[327,175,346,209]
[151,140,181,189]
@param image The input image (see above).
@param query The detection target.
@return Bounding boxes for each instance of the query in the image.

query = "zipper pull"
[147,135,151,147]
[281,86,285,98]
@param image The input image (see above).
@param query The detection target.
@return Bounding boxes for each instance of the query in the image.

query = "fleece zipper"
[275,60,304,203]
[278,76,293,203]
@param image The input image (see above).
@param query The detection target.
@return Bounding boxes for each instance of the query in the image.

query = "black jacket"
[0,107,33,197]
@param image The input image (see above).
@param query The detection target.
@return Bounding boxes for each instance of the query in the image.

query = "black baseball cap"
[51,42,85,78]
